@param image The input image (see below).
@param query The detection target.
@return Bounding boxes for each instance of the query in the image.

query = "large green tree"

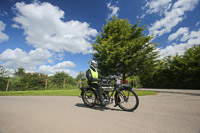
[145,45,200,89]
[12,73,48,91]
[0,65,7,77]
[0,66,8,90]
[14,68,25,77]
[92,17,158,82]
[180,45,200,88]
[51,72,76,88]
[76,71,86,81]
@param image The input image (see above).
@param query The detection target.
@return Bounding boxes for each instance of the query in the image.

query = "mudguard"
[80,87,93,96]
[80,87,86,96]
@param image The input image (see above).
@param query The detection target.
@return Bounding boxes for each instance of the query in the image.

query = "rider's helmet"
[90,60,97,70]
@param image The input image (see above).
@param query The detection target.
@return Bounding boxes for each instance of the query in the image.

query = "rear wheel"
[82,88,97,107]
[116,89,139,111]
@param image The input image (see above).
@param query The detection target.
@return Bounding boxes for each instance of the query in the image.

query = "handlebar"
[99,75,122,85]
[99,75,122,82]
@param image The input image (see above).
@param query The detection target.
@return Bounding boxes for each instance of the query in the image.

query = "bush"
[0,77,7,91]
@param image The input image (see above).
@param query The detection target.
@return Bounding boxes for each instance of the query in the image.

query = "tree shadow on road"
[75,103,123,112]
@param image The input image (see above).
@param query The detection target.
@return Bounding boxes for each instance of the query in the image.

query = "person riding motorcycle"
[86,60,108,105]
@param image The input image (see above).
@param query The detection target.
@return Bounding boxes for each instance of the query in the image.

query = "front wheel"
[81,88,97,107]
[116,88,139,111]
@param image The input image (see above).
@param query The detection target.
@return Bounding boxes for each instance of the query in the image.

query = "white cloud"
[0,21,9,43]
[148,0,199,37]
[12,24,20,29]
[0,11,8,16]
[158,44,187,58]
[196,21,200,26]
[38,61,78,78]
[158,28,200,58]
[0,48,52,70]
[107,2,120,18]
[54,61,75,69]
[169,27,200,43]
[137,14,145,19]
[143,0,172,16]
[0,48,78,77]
[12,1,98,54]
[168,27,189,41]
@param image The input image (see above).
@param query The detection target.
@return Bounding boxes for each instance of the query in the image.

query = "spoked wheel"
[82,88,97,107]
[116,89,139,111]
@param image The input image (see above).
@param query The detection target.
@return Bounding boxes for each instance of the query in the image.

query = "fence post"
[75,79,82,89]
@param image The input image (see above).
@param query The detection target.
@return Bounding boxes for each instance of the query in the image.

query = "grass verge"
[0,89,157,96]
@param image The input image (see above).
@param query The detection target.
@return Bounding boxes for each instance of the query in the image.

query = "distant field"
[0,89,157,96]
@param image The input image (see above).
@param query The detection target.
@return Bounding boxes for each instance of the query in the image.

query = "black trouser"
[90,83,103,102]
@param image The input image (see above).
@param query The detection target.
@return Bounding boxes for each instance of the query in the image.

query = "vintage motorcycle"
[80,75,139,112]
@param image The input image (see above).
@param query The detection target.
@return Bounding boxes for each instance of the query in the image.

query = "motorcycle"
[80,75,139,112]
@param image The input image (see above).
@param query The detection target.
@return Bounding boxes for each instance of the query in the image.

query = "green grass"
[0,90,80,96]
[0,89,157,96]
[135,90,157,96]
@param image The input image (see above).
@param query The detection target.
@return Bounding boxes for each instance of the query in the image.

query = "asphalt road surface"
[0,92,200,133]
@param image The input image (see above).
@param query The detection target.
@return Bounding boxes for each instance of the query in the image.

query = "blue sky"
[0,0,200,77]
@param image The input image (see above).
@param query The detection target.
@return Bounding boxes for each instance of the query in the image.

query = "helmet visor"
[91,61,97,68]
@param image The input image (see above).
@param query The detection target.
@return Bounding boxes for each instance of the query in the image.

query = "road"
[0,92,200,133]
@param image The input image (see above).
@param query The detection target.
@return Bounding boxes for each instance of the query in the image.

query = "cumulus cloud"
[0,48,78,77]
[107,1,120,18]
[0,48,52,70]
[168,27,189,41]
[12,1,98,54]
[169,27,200,43]
[158,44,187,58]
[140,0,200,58]
[143,0,172,16]
[38,61,78,77]
[0,21,9,43]
[159,28,200,58]
[148,0,199,37]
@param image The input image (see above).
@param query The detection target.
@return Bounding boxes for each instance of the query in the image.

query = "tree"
[0,65,7,77]
[0,66,8,91]
[76,71,86,81]
[92,17,158,83]
[51,72,76,88]
[182,45,200,88]
[12,73,48,91]
[144,45,200,89]
[14,68,25,77]
[76,71,87,87]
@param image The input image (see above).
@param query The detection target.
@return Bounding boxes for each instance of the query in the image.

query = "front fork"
[114,87,132,105]
[114,91,120,106]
